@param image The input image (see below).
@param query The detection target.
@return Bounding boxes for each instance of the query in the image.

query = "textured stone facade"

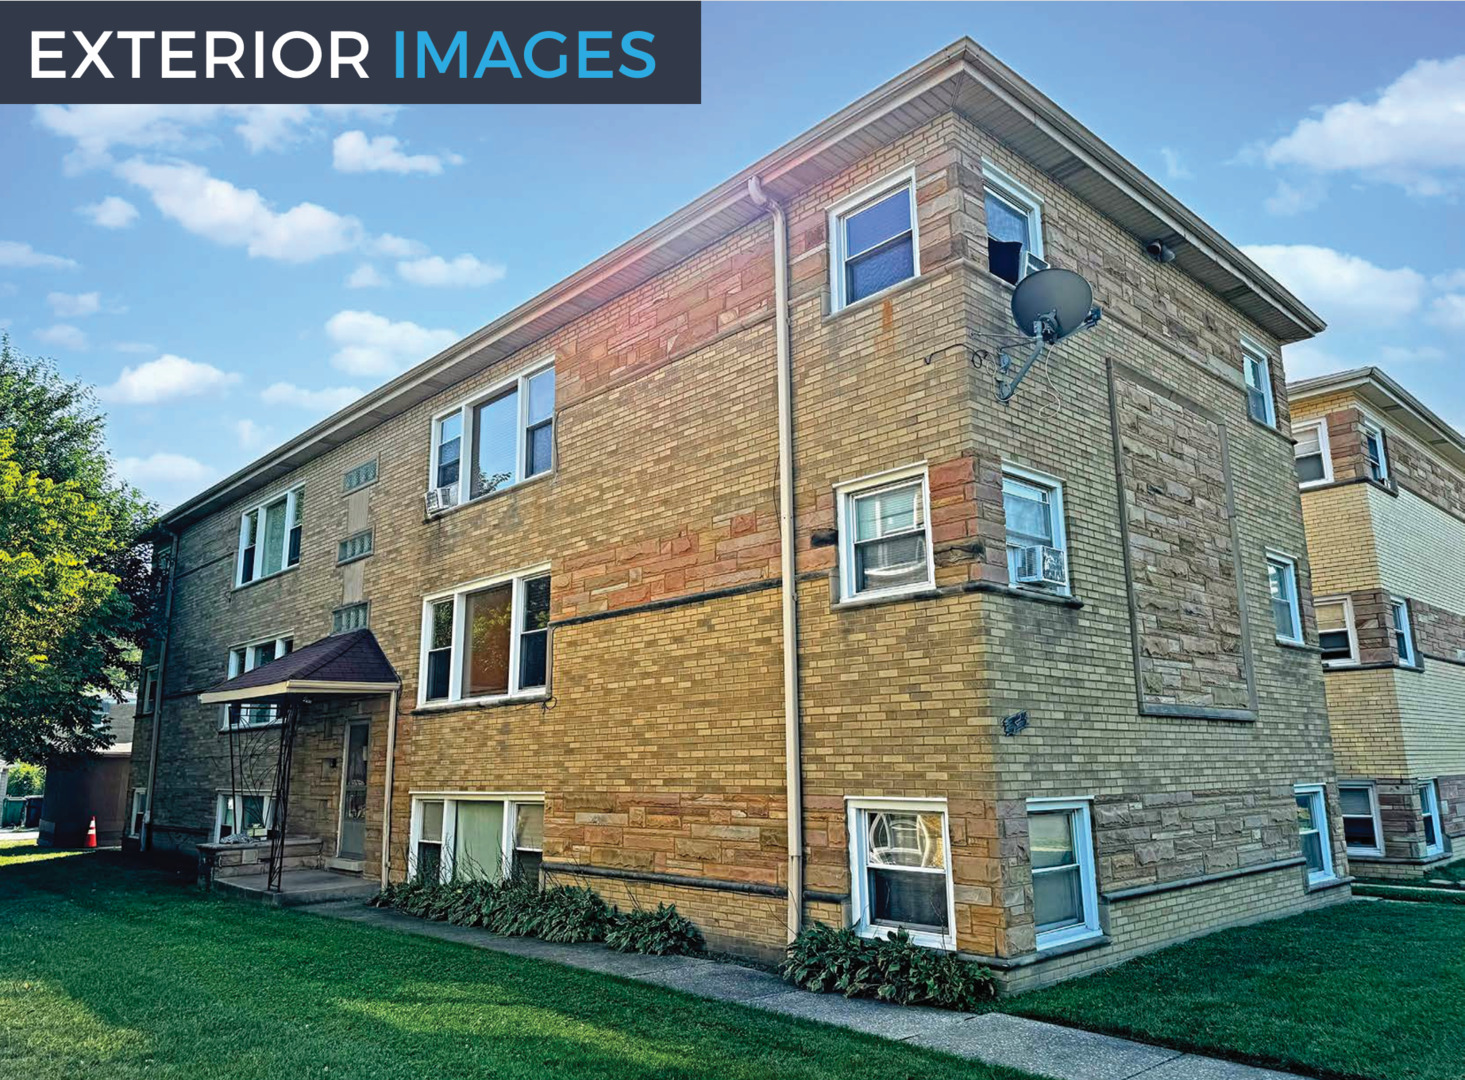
[133,84,1342,988]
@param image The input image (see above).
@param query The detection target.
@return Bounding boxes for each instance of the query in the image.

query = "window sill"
[824,271,928,323]
[336,551,372,567]
[233,565,299,592]
[414,691,549,715]
[1306,874,1352,894]
[832,584,940,612]
[1035,926,1106,956]
[425,469,553,520]
[856,923,956,952]
[966,580,1083,608]
[218,723,283,734]
[1275,637,1320,653]
[1346,847,1385,860]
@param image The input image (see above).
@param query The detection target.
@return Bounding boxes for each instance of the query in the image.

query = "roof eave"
[1290,366,1465,469]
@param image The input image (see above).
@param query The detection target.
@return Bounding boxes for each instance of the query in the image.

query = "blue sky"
[3,2,1463,508]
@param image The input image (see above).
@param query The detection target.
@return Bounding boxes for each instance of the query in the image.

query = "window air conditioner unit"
[1023,252,1049,277]
[1014,545,1067,588]
[424,485,459,515]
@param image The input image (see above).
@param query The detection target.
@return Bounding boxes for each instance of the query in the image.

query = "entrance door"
[337,721,369,860]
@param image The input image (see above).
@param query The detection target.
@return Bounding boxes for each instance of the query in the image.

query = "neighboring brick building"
[130,39,1347,989]
[1289,367,1465,881]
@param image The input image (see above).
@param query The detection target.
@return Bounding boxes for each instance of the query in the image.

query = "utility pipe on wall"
[142,530,180,852]
[380,687,400,887]
[747,175,804,942]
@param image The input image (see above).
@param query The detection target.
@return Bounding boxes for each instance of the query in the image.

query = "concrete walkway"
[304,901,1302,1080]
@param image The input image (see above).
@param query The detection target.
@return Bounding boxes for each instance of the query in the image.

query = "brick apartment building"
[1290,367,1465,881]
[129,39,1349,989]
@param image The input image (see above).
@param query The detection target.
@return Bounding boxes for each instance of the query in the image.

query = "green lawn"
[0,842,1019,1080]
[1007,900,1465,1080]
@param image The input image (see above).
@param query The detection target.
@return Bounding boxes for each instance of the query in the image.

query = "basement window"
[1027,798,1101,950]
[409,796,545,884]
[428,361,555,508]
[983,161,1045,287]
[1339,784,1383,857]
[829,173,918,310]
[236,485,304,586]
[221,635,294,730]
[419,569,550,706]
[847,798,954,949]
[1294,784,1335,883]
[1315,597,1358,666]
[1293,420,1331,486]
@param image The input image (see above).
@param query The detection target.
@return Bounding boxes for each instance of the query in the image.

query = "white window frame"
[1002,464,1070,595]
[1266,552,1304,645]
[1360,414,1390,483]
[234,484,303,587]
[407,792,545,884]
[1315,595,1359,668]
[982,159,1045,286]
[827,169,921,313]
[213,791,275,843]
[845,796,956,951]
[1294,783,1335,884]
[1026,796,1102,951]
[1292,419,1332,488]
[1241,338,1277,427]
[219,633,294,731]
[1391,597,1417,667]
[1420,780,1444,857]
[427,358,555,507]
[834,463,936,604]
[1338,782,1385,858]
[137,664,159,716]
[417,565,551,708]
[127,788,147,838]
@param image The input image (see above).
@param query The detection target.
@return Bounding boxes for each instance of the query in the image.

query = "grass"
[1005,900,1465,1080]
[0,842,1026,1080]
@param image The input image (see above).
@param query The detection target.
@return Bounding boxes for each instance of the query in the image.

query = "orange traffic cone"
[85,816,97,848]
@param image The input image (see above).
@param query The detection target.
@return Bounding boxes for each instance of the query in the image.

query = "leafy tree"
[5,762,44,797]
[0,337,157,764]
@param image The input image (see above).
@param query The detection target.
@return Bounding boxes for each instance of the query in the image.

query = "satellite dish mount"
[995,268,1101,403]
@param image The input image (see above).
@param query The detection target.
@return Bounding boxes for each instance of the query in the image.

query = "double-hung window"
[829,174,918,310]
[1003,468,1069,592]
[429,362,555,507]
[1315,597,1358,666]
[1267,554,1303,644]
[984,162,1045,287]
[409,795,546,884]
[236,485,304,586]
[1027,798,1101,950]
[1339,783,1384,856]
[1420,781,1444,857]
[836,466,934,602]
[1293,420,1331,486]
[216,792,273,842]
[222,636,293,729]
[1294,784,1334,883]
[1362,418,1389,482]
[1242,342,1276,426]
[847,798,954,948]
[137,665,159,715]
[1392,598,1417,666]
[419,569,551,706]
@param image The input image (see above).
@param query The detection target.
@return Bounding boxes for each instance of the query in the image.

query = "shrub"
[532,885,618,943]
[373,875,619,945]
[605,903,705,956]
[781,923,996,1011]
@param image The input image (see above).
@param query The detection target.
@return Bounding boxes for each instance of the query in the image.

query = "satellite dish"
[1012,268,1096,342]
[996,267,1102,402]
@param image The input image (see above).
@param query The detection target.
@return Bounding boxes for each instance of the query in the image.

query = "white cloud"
[325,309,457,376]
[1432,269,1465,291]
[0,240,77,270]
[371,233,428,258]
[116,158,362,263]
[78,195,140,229]
[1263,178,1326,217]
[1159,147,1192,181]
[35,324,88,350]
[100,354,240,404]
[332,131,459,175]
[47,291,101,318]
[234,418,275,450]
[1259,56,1465,195]
[397,254,506,288]
[34,104,398,171]
[1428,294,1465,331]
[260,382,364,413]
[1241,244,1427,327]
[346,263,387,289]
[1279,341,1348,382]
[116,451,214,486]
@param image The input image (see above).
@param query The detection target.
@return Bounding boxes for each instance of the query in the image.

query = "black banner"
[2,2,702,104]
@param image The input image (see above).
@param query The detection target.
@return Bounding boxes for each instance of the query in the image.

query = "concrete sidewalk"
[304,901,1301,1080]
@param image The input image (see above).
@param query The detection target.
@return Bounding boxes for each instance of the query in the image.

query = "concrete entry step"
[213,869,379,907]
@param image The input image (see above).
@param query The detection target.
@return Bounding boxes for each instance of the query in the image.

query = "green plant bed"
[1354,882,1465,905]
[781,923,996,1011]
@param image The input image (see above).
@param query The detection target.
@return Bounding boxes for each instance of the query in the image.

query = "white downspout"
[380,687,400,887]
[142,530,180,852]
[748,175,804,942]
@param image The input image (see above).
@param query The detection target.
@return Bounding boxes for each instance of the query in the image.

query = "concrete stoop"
[213,869,379,907]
